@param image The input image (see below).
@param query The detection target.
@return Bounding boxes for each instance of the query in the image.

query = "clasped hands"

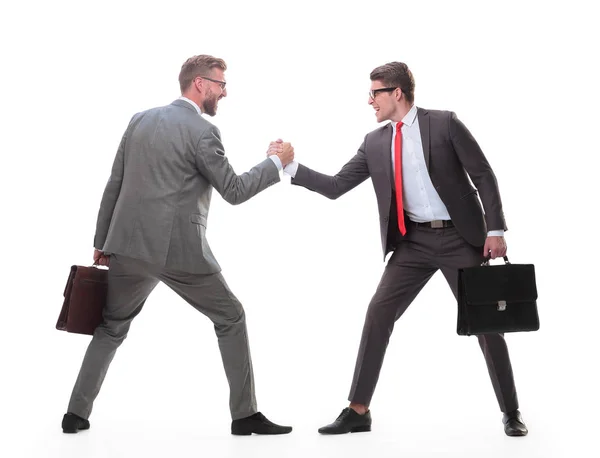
[266,138,294,167]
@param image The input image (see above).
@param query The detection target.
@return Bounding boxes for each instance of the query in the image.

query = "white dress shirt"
[392,104,451,223]
[284,105,502,236]
[177,97,282,171]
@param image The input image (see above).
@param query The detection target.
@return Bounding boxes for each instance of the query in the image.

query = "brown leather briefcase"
[56,264,108,335]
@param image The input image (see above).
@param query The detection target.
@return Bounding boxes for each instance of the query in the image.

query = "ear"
[396,88,403,101]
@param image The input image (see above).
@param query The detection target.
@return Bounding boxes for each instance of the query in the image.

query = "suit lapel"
[417,107,431,172]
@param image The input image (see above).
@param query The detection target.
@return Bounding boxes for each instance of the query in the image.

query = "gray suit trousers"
[67,254,257,420]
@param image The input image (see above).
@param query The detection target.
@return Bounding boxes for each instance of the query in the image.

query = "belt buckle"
[430,220,444,229]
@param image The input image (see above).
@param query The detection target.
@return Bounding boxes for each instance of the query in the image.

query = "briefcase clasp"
[497,300,507,311]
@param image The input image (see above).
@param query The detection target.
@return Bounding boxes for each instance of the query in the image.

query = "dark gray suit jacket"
[94,99,280,274]
[291,107,507,259]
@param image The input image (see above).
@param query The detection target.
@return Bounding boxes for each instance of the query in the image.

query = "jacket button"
[383,216,389,222]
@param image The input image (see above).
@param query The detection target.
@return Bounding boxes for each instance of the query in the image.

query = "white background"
[1,0,598,457]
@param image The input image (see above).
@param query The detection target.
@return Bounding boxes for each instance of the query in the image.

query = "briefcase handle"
[481,255,510,266]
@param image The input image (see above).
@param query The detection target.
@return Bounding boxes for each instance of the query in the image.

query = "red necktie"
[394,122,406,235]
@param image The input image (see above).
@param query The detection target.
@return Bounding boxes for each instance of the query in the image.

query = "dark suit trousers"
[348,222,519,413]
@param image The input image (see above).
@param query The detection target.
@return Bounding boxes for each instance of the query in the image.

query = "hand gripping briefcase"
[56,264,108,335]
[457,256,539,336]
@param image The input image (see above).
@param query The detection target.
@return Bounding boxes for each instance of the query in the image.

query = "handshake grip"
[266,139,294,167]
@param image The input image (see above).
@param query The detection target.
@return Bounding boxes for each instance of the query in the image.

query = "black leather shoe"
[318,407,372,434]
[62,412,90,434]
[231,412,292,435]
[503,410,528,436]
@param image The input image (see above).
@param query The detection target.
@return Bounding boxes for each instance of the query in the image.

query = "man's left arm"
[448,111,506,233]
[448,112,507,257]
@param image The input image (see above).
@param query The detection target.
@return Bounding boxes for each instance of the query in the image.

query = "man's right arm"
[283,138,370,200]
[194,125,283,205]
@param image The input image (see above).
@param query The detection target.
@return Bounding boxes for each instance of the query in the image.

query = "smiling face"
[368,81,401,123]
[178,54,228,116]
[199,68,227,116]
[368,62,416,123]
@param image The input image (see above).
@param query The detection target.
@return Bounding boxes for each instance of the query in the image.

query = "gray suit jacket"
[291,107,507,259]
[94,99,280,274]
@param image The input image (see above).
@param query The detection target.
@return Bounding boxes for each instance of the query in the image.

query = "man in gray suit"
[62,54,293,436]
[271,62,528,437]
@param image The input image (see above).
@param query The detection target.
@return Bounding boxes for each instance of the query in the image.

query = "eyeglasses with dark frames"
[198,76,227,90]
[369,87,397,99]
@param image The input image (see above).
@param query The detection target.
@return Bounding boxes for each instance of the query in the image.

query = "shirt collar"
[178,96,202,115]
[391,104,418,129]
[402,104,418,126]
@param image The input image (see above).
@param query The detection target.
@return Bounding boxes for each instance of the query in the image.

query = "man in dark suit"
[271,62,528,437]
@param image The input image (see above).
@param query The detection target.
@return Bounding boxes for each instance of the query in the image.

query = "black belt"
[412,220,454,229]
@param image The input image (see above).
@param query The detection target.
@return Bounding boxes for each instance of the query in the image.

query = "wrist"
[277,154,288,167]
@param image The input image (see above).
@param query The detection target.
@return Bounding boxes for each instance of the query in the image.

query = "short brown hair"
[178,54,227,93]
[370,62,415,104]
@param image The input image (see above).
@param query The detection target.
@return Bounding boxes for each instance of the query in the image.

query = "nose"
[222,87,227,98]
[368,96,374,105]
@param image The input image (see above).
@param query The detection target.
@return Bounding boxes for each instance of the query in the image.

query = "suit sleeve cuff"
[269,155,283,171]
[283,160,299,177]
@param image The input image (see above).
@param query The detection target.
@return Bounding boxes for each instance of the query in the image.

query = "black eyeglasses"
[198,76,227,90]
[369,87,397,99]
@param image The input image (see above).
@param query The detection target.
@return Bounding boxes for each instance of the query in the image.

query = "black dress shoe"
[502,410,528,436]
[62,412,90,434]
[318,407,372,434]
[231,412,292,435]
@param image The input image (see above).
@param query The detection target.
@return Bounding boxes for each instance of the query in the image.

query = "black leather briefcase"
[457,256,539,336]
